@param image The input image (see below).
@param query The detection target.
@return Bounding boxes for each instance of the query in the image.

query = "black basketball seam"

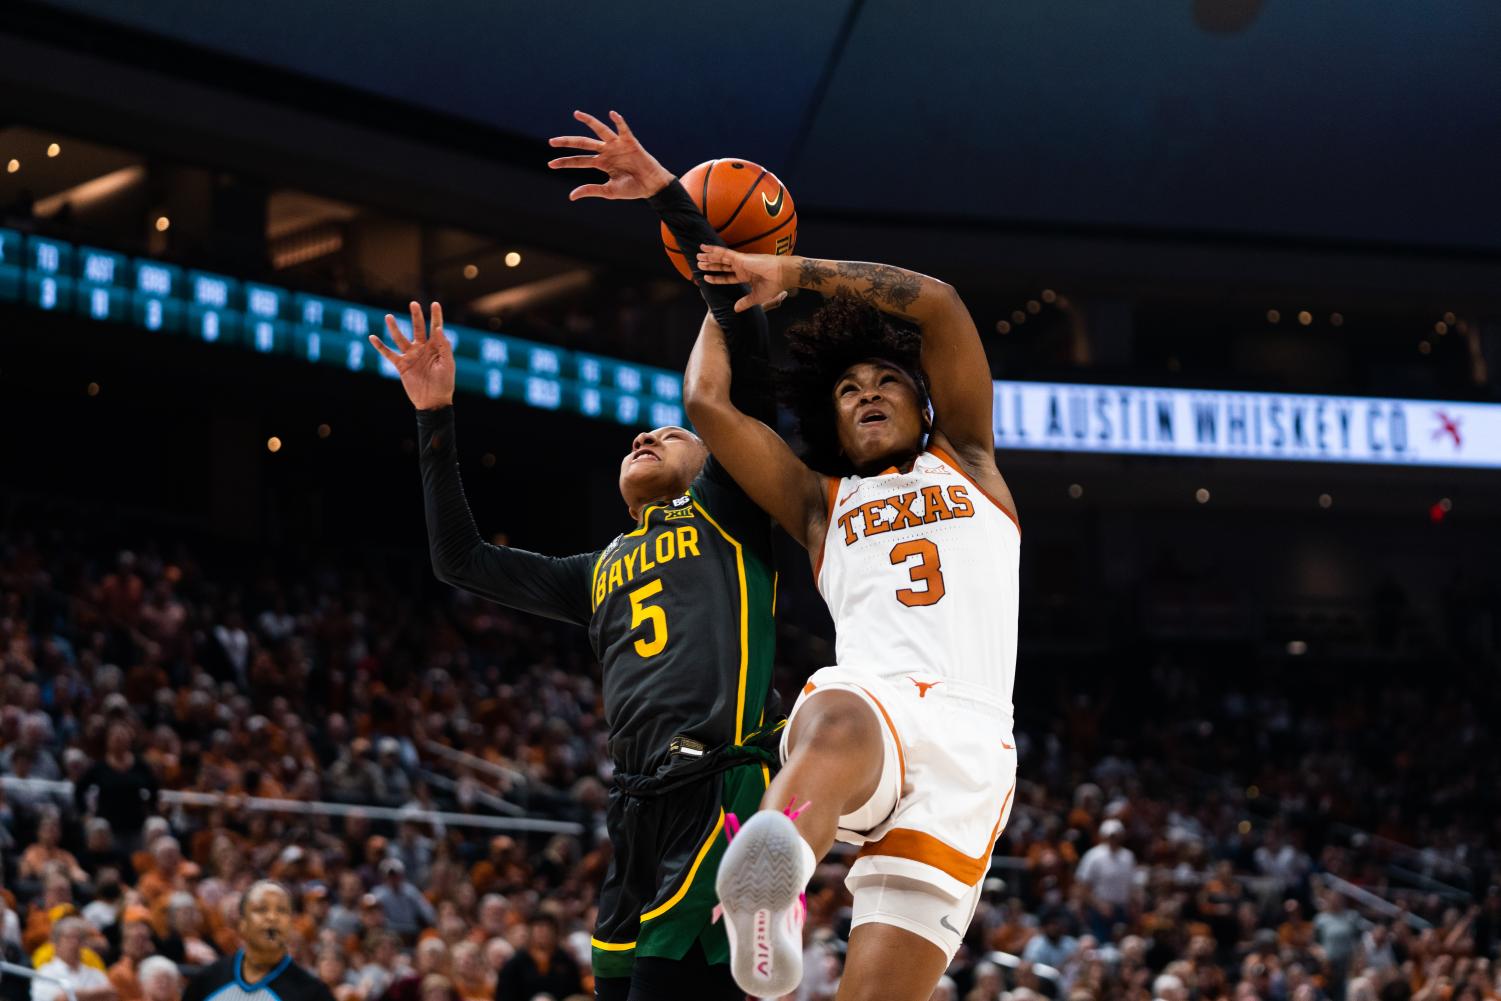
[728,210,797,250]
[698,159,716,224]
[717,167,769,231]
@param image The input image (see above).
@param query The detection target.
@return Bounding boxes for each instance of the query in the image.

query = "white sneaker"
[715,810,812,999]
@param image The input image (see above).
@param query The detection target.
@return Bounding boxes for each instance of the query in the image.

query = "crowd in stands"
[0,525,1497,1001]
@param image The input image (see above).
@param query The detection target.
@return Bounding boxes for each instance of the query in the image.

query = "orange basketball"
[661,158,797,280]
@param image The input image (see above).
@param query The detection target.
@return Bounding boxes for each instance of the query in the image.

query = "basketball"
[661,158,798,280]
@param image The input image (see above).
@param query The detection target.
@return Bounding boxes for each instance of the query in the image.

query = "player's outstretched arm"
[684,313,827,552]
[371,304,596,626]
[699,247,1016,516]
[548,109,777,426]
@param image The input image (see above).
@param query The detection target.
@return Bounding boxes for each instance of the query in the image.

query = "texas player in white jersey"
[684,247,1020,1001]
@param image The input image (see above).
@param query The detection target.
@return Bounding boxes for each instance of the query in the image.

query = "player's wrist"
[642,165,676,197]
[782,255,805,292]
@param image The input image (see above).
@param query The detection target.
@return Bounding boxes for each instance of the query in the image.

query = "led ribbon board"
[992,381,1501,469]
[0,227,685,429]
[4,228,1495,467]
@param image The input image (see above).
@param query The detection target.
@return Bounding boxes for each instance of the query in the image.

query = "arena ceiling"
[25,0,1501,253]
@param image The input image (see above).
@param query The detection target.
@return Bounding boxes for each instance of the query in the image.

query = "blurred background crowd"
[3,4,1500,1001]
[1,523,1496,1001]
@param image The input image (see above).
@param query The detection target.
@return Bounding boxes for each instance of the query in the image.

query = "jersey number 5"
[889,538,946,607]
[629,579,668,657]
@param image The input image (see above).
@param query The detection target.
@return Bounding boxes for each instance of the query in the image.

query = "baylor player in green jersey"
[371,113,780,1001]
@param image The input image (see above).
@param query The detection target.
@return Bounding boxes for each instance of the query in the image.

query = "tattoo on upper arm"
[798,258,837,289]
[834,262,922,313]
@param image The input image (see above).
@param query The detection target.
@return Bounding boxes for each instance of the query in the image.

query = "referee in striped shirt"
[182,882,333,1001]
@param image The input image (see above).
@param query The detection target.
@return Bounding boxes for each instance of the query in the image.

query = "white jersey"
[816,445,1020,723]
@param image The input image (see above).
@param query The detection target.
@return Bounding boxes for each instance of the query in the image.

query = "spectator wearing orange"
[108,910,157,1001]
[129,819,173,884]
[449,942,492,1001]
[20,810,89,885]
[23,872,77,955]
[467,895,511,946]
[293,884,330,945]
[136,839,198,906]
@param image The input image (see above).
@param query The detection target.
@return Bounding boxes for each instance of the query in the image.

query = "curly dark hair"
[780,289,930,475]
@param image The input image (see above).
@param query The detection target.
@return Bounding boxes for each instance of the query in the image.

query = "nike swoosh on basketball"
[761,187,786,217]
[940,914,961,935]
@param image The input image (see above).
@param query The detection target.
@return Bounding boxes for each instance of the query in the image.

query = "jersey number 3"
[629,579,668,657]
[889,538,946,607]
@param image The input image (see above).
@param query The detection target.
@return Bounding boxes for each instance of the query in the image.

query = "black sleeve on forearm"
[417,406,596,626]
[649,179,774,425]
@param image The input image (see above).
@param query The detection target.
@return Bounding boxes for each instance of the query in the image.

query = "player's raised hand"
[548,110,675,201]
[370,302,455,411]
[696,245,790,313]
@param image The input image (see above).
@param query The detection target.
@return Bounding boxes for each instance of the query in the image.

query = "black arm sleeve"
[417,406,596,626]
[649,179,774,426]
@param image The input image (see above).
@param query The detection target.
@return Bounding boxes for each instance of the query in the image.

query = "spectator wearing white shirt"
[31,918,116,1001]
[1077,819,1136,936]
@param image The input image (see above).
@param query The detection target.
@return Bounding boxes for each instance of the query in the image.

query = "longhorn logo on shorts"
[908,677,942,698]
[761,186,787,218]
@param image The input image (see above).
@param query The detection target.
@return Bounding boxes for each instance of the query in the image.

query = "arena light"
[1266,308,1280,323]
[1318,493,1333,509]
[1067,483,1083,499]
[267,436,282,453]
[155,216,171,233]
[34,166,147,218]
[317,423,331,439]
[5,159,18,174]
[47,143,60,158]
[463,264,479,280]
[1286,640,1308,655]
[505,251,522,268]
[1330,312,1344,327]
[86,381,99,396]
[1195,487,1211,504]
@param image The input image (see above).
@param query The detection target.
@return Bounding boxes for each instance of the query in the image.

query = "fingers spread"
[569,183,612,201]
[608,110,635,139]
[573,110,615,142]
[548,156,600,170]
[431,302,444,341]
[384,313,413,352]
